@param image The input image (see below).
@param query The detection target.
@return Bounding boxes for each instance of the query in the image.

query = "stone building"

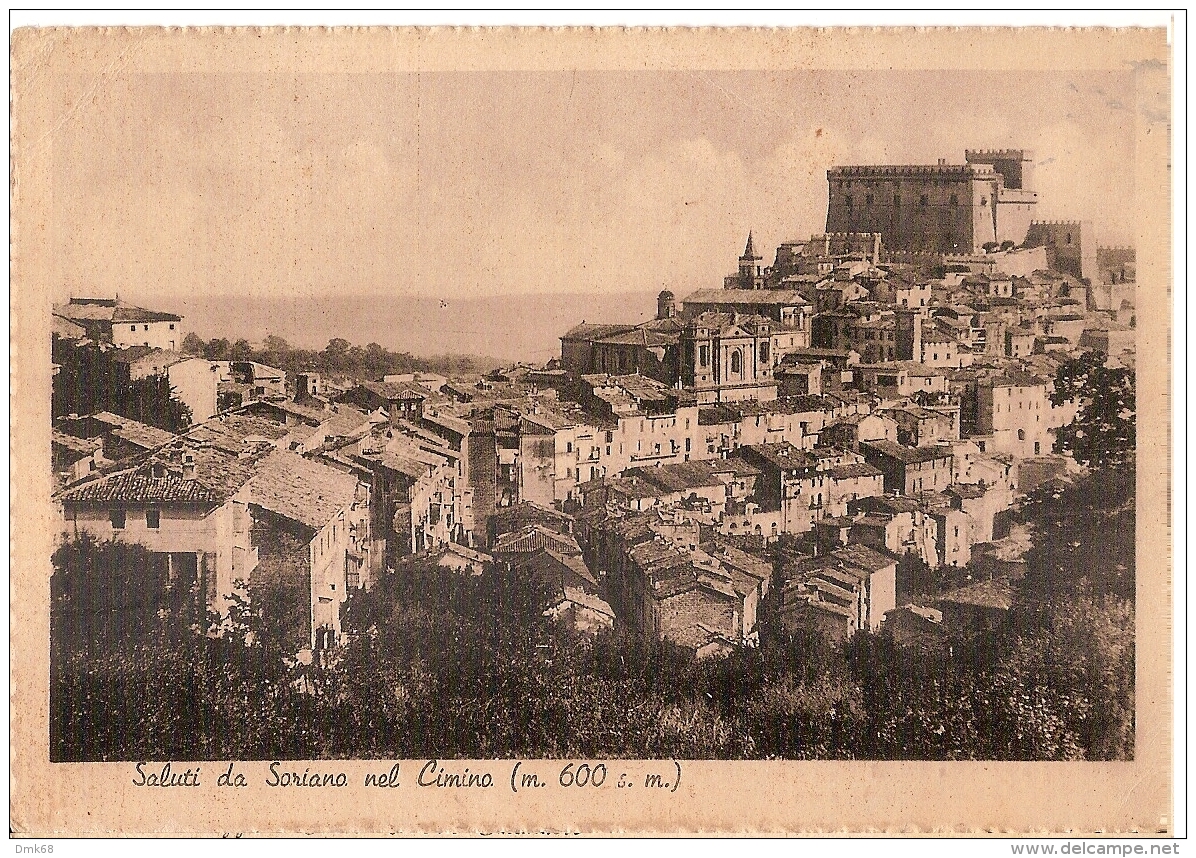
[54,296,184,351]
[1023,220,1097,282]
[825,149,1037,254]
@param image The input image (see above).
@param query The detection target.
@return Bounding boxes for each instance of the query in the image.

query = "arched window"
[1017,429,1026,441]
[730,350,742,375]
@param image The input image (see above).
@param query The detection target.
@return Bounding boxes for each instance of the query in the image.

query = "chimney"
[182,452,197,480]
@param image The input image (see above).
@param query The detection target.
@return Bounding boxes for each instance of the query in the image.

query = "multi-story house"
[860,439,954,496]
[54,296,183,351]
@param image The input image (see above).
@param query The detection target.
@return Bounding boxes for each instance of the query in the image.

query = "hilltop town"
[50,149,1137,759]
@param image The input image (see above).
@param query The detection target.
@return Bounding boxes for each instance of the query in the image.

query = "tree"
[181,332,206,355]
[204,337,231,361]
[1051,351,1136,469]
[50,344,190,430]
[323,338,351,360]
[51,534,325,762]
[230,339,253,361]
[122,374,192,431]
[1003,594,1134,760]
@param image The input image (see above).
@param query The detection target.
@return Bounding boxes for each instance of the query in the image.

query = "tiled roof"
[626,461,725,493]
[518,546,599,591]
[493,525,581,557]
[861,440,953,464]
[938,579,1014,610]
[734,442,818,471]
[371,445,440,480]
[357,380,428,401]
[685,310,773,333]
[561,323,635,342]
[58,471,218,504]
[556,586,615,619]
[833,543,898,573]
[111,421,177,451]
[682,288,809,306]
[828,462,883,480]
[248,451,359,531]
[52,431,101,457]
[245,399,330,424]
[192,412,291,442]
[593,326,680,348]
[54,299,181,323]
[109,345,158,364]
[52,314,88,339]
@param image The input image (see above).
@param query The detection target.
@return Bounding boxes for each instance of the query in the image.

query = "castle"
[825,149,1038,255]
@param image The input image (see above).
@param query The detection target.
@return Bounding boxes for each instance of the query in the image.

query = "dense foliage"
[1051,351,1136,469]
[53,458,1134,761]
[52,341,192,431]
[182,333,500,383]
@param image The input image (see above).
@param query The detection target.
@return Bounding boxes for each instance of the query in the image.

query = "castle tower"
[657,289,677,320]
[965,149,1038,246]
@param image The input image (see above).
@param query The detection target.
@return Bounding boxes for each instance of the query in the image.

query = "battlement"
[1030,219,1083,226]
[813,232,882,240]
[966,148,1032,161]
[828,164,992,177]
[1097,245,1134,253]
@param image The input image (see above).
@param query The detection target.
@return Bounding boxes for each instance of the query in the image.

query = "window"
[1065,233,1072,245]
[146,509,160,529]
[1018,429,1026,441]
[980,197,988,207]
[730,350,742,374]
[919,194,928,207]
[845,195,854,207]
[1034,442,1041,455]
[685,438,691,452]
[110,509,126,529]
[144,325,149,331]
[169,323,175,330]
[865,194,874,205]
[759,342,769,363]
[949,194,958,206]
[699,345,709,367]
[566,442,573,453]
[130,325,137,331]
[893,194,901,206]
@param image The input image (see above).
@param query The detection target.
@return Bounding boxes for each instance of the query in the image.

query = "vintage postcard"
[10,25,1175,836]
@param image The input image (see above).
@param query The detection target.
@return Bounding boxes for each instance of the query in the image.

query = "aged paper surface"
[11,26,1172,835]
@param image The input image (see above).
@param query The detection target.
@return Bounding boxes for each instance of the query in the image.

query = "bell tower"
[738,232,762,289]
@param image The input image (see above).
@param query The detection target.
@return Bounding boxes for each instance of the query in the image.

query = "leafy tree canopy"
[1051,351,1135,469]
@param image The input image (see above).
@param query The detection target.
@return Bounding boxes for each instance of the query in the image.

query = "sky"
[50,68,1153,303]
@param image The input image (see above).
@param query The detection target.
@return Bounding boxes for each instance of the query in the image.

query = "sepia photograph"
[11,22,1176,836]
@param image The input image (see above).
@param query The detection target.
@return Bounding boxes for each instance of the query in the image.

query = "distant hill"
[118,290,664,364]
